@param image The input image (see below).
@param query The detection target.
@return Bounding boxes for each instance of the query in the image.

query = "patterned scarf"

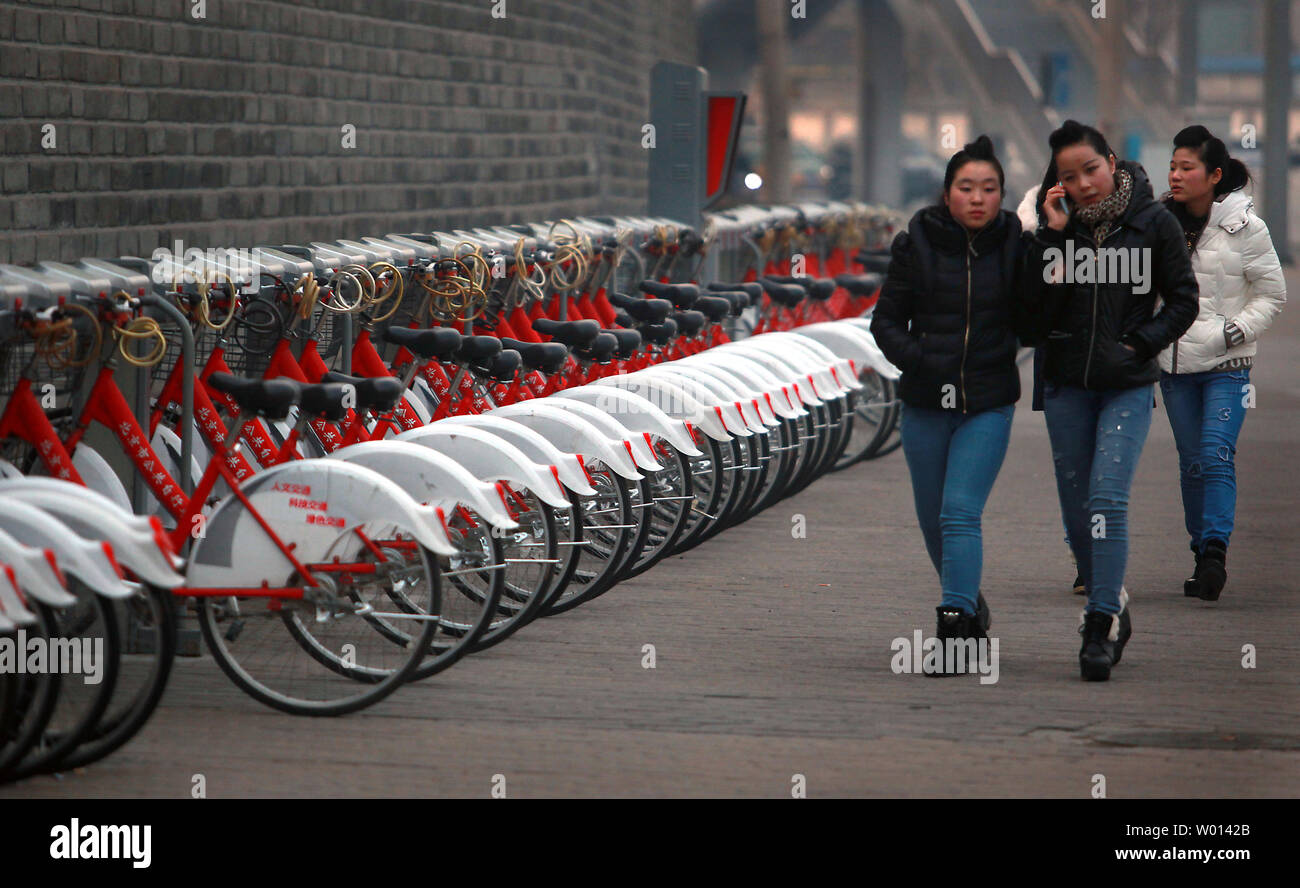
[1073,167,1133,244]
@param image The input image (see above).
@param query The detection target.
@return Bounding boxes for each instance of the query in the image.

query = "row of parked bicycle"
[0,200,904,784]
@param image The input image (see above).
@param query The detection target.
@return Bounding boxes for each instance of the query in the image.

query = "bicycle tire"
[56,585,176,772]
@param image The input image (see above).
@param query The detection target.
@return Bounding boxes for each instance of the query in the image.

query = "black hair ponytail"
[942,134,1005,195]
[1048,119,1114,161]
[1172,124,1251,196]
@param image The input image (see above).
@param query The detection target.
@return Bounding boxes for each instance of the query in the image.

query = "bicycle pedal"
[224,618,245,643]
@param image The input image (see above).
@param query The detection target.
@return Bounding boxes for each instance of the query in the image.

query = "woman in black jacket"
[871,136,1028,675]
[1021,120,1199,681]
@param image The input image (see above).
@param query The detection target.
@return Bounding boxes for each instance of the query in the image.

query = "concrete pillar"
[852,0,903,207]
[1263,0,1292,263]
[755,0,792,204]
[1177,0,1199,108]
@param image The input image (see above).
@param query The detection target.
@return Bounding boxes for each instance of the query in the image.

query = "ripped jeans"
[1158,368,1251,550]
[1042,382,1154,615]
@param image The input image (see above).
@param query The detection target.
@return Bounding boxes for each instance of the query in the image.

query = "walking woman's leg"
[938,405,1015,615]
[1159,371,1208,550]
[1198,368,1251,547]
[900,404,953,579]
[1086,385,1155,615]
[1043,385,1101,594]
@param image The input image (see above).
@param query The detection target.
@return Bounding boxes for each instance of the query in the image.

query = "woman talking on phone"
[1021,120,1198,681]
[1160,126,1286,602]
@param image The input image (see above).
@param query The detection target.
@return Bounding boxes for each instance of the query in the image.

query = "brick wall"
[0,0,698,264]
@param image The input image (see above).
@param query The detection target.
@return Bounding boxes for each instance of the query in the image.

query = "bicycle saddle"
[600,327,641,358]
[692,296,732,323]
[297,382,352,422]
[319,371,405,412]
[455,335,503,365]
[482,349,522,382]
[766,275,835,301]
[707,281,763,304]
[758,278,806,307]
[381,326,463,361]
[639,319,678,346]
[532,318,600,348]
[639,280,699,309]
[671,310,706,337]
[702,288,751,315]
[573,331,619,364]
[207,373,299,420]
[500,337,569,374]
[853,249,892,273]
[834,273,883,296]
[607,292,671,323]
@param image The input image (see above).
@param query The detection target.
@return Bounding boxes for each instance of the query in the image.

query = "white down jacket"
[1158,190,1287,374]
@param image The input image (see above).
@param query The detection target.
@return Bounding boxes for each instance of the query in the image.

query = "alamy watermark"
[0,629,105,684]
[149,240,264,288]
[890,630,1000,684]
[1041,242,1151,295]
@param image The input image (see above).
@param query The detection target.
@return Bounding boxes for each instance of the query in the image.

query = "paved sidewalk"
[7,271,1299,799]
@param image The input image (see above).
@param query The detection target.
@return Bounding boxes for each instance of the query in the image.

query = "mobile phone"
[1057,184,1070,216]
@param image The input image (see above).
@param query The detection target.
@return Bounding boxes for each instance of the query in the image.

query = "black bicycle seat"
[765,274,835,301]
[834,273,882,296]
[758,278,806,307]
[532,318,600,348]
[608,292,672,323]
[381,326,463,361]
[854,249,891,273]
[640,319,678,346]
[671,310,706,337]
[707,281,763,304]
[207,372,299,420]
[319,371,406,412]
[573,331,619,364]
[639,280,700,309]
[298,383,351,422]
[692,296,732,322]
[600,327,641,358]
[481,349,522,382]
[455,335,503,364]
[500,337,569,374]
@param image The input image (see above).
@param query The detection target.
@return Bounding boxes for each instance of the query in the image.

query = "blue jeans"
[1042,383,1154,615]
[1158,368,1251,550]
[900,403,1015,615]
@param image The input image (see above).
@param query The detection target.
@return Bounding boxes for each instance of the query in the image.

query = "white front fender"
[0,498,134,599]
[0,481,183,588]
[396,424,570,509]
[489,402,643,480]
[434,415,596,496]
[553,385,701,456]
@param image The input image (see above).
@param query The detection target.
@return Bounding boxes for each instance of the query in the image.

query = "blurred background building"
[1,0,1295,262]
[701,0,1298,259]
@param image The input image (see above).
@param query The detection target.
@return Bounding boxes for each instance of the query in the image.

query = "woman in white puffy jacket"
[1160,125,1286,602]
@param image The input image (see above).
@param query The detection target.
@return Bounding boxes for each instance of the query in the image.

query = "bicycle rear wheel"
[196,525,441,716]
[467,493,557,651]
[624,440,692,578]
[0,604,61,782]
[541,458,633,614]
[8,583,120,779]
[57,585,176,771]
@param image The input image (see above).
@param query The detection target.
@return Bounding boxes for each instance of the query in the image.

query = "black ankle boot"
[1078,610,1119,681]
[1197,540,1227,601]
[926,606,981,677]
[1183,541,1205,598]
